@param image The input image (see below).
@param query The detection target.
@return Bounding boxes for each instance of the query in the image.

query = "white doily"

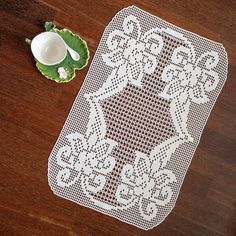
[48,6,228,230]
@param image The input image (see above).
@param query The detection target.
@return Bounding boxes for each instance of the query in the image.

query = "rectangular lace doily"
[48,6,228,230]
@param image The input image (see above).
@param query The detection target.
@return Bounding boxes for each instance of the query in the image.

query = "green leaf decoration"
[45,22,55,31]
[35,22,89,83]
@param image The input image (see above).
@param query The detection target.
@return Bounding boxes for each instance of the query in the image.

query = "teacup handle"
[25,38,32,45]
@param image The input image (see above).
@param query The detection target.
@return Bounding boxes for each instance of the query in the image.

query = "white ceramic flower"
[58,67,68,79]
[160,46,219,104]
[102,15,163,87]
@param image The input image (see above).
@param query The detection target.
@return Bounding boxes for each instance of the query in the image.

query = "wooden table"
[0,0,236,235]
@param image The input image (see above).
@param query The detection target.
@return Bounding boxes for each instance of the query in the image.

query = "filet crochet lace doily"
[48,6,228,230]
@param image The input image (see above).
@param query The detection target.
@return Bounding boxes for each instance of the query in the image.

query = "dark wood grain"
[0,0,236,235]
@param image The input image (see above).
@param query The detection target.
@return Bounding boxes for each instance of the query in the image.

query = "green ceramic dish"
[28,22,89,83]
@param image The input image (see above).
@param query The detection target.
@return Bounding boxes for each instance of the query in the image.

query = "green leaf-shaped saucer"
[33,22,89,83]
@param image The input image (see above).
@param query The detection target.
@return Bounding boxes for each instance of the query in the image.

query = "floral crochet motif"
[102,15,163,87]
[116,136,186,220]
[160,46,219,104]
[56,132,116,190]
[160,45,220,141]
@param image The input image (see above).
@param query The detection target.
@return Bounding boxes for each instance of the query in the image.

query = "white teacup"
[31,32,67,66]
